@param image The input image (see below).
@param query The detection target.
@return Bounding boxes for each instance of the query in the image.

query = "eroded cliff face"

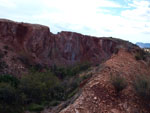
[0,19,137,75]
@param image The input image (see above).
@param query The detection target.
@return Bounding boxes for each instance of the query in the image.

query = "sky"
[0,0,150,43]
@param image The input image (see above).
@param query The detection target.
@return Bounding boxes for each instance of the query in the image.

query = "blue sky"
[0,0,150,43]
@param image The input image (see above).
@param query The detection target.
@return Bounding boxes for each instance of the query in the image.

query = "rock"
[111,109,120,113]
[75,108,79,113]
[94,97,97,100]
[0,19,138,76]
[122,102,128,109]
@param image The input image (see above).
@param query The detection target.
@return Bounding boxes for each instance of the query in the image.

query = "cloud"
[121,0,150,22]
[0,0,150,43]
[119,0,150,40]
[0,0,16,8]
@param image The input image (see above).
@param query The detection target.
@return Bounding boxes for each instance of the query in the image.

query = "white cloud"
[118,0,150,42]
[122,0,150,22]
[0,0,16,8]
[0,0,150,43]
[42,0,121,10]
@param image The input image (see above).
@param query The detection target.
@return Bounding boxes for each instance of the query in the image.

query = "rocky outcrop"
[0,19,137,69]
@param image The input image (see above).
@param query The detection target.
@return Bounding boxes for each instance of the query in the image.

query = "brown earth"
[57,49,150,113]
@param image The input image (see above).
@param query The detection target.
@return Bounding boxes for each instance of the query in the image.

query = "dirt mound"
[58,49,150,113]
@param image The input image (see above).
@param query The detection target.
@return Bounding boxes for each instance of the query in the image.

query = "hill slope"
[58,49,150,113]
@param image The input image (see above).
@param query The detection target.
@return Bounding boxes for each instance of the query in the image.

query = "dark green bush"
[0,74,20,88]
[0,63,87,113]
[49,100,60,106]
[80,73,92,81]
[52,84,67,101]
[19,69,81,106]
[133,75,150,100]
[67,88,78,98]
[0,83,17,104]
[19,70,59,104]
[0,83,23,113]
[0,105,23,113]
[135,50,146,60]
[51,62,91,78]
[27,103,44,112]
[111,75,127,93]
[0,62,91,113]
[50,77,80,101]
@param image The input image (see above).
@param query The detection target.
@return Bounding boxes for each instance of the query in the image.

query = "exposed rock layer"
[0,19,138,76]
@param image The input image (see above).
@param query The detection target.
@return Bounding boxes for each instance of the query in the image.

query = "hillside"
[58,49,150,113]
[0,19,150,113]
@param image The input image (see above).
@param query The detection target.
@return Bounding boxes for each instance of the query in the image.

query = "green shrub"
[0,83,18,104]
[111,75,127,93]
[0,83,23,113]
[50,77,80,101]
[52,84,67,101]
[135,53,144,60]
[0,74,20,88]
[80,73,92,81]
[19,69,81,106]
[0,63,88,113]
[69,62,91,76]
[70,79,80,90]
[135,50,146,60]
[0,104,23,113]
[67,88,78,98]
[133,75,150,100]
[19,70,59,103]
[49,100,60,106]
[51,62,91,78]
[27,103,44,112]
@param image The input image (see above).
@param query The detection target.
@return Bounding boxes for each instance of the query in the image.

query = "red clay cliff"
[0,19,138,69]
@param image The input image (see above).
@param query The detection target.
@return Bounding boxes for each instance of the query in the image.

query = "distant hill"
[136,42,150,48]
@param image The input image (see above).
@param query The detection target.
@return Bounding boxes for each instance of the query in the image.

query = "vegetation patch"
[80,73,92,81]
[0,62,91,113]
[135,49,148,61]
[111,74,127,93]
[49,100,60,106]
[51,62,91,78]
[133,75,150,100]
[0,82,23,113]
[27,103,44,112]
[19,70,60,103]
[0,74,20,88]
